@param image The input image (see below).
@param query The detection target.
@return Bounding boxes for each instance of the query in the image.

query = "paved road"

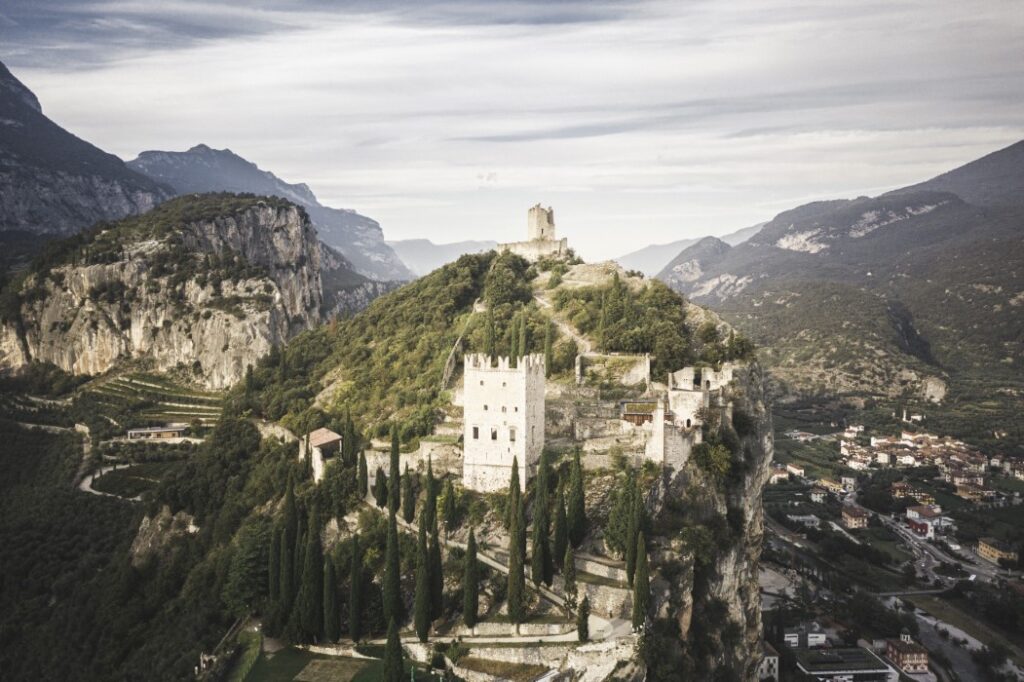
[78,464,142,502]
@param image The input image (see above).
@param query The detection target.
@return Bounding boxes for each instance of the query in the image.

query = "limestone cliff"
[0,194,323,389]
[647,361,772,680]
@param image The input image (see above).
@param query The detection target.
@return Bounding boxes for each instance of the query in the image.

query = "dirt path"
[78,464,142,502]
[533,294,592,354]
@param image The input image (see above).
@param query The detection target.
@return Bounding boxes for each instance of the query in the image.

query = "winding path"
[78,464,143,502]
[533,294,593,354]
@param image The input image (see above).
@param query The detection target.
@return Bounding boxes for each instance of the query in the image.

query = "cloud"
[2,0,1023,259]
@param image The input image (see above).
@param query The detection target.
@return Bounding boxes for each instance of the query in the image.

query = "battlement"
[465,353,546,374]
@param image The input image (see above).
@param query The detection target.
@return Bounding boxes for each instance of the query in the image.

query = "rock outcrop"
[0,195,323,389]
[647,361,772,680]
[0,61,170,235]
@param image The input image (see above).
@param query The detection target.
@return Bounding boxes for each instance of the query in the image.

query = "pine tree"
[358,451,368,497]
[383,512,401,624]
[323,557,339,641]
[544,319,553,377]
[563,544,578,612]
[632,532,650,632]
[553,492,567,571]
[429,521,443,619]
[374,466,388,508]
[401,463,416,524]
[413,517,431,642]
[464,529,479,628]
[506,455,521,530]
[577,595,590,642]
[507,493,526,625]
[383,618,403,682]
[389,426,401,515]
[567,449,586,547]
[349,534,362,642]
[296,508,324,641]
[269,525,281,604]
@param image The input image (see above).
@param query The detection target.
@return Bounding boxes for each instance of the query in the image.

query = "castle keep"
[499,204,569,261]
[462,353,546,492]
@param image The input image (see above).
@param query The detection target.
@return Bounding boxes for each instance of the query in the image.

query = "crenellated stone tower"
[462,353,546,492]
[499,204,569,262]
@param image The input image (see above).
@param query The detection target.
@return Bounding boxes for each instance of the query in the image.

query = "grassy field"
[773,439,842,481]
[457,656,550,681]
[859,526,913,564]
[91,461,182,497]
[245,648,432,682]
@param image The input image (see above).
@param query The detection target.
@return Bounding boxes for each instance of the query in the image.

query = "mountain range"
[128,145,413,281]
[386,238,497,276]
[0,62,169,246]
[653,140,1023,448]
[614,222,764,276]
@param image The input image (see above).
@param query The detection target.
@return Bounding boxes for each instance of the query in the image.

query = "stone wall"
[498,237,569,263]
[575,353,650,387]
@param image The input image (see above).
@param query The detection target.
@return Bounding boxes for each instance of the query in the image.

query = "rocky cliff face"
[647,362,772,680]
[0,61,170,235]
[0,196,322,389]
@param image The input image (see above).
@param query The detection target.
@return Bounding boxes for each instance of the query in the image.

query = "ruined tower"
[527,204,556,240]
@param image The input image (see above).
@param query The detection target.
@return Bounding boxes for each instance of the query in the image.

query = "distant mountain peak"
[0,61,41,114]
[886,138,1024,208]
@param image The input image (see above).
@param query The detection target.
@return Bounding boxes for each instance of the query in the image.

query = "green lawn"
[913,595,1024,667]
[860,526,913,564]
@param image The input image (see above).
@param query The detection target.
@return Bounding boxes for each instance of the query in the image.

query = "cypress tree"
[506,455,521,530]
[413,517,430,642]
[577,595,590,642]
[519,309,528,356]
[344,410,357,466]
[401,463,416,524]
[429,520,443,619]
[280,478,297,614]
[632,532,650,632]
[423,458,437,532]
[567,449,586,547]
[440,477,457,536]
[531,450,552,587]
[563,544,578,612]
[349,534,362,642]
[297,508,323,641]
[358,451,368,497]
[389,426,401,515]
[463,529,479,628]
[383,618,403,682]
[544,319,553,377]
[509,312,520,364]
[374,466,388,508]
[553,492,567,571]
[269,525,281,604]
[507,494,526,625]
[323,557,339,641]
[383,511,401,624]
[625,475,641,585]
[484,307,496,358]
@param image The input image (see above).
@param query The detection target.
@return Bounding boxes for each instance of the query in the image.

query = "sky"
[2,0,1023,260]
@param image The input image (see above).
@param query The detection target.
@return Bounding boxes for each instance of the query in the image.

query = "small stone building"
[462,353,545,492]
[300,427,342,483]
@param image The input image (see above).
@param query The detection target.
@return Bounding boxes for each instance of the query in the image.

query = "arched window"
[686,419,691,428]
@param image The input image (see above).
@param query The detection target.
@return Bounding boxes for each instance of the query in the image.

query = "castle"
[462,353,546,492]
[498,204,570,261]
[644,364,736,468]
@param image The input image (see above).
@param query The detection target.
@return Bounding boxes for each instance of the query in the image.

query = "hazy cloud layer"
[3,0,1023,258]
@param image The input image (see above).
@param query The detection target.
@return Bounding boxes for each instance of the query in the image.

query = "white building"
[299,427,342,483]
[462,353,545,492]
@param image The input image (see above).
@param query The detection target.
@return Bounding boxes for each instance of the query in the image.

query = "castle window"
[480,380,484,386]
[509,427,516,443]
[515,407,519,412]
[686,419,691,428]
[491,428,498,441]
[484,404,488,411]
[502,406,507,413]
[472,426,479,440]
[502,382,506,387]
